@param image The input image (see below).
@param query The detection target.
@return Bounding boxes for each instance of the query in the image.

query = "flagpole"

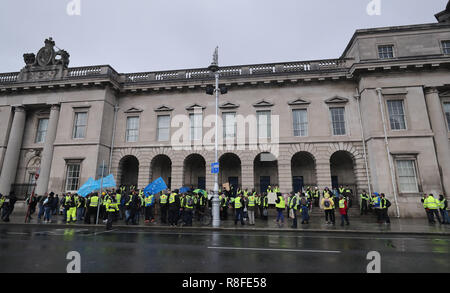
[96,160,105,225]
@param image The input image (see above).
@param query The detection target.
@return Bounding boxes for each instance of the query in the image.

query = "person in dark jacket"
[1,191,17,222]
[43,192,55,223]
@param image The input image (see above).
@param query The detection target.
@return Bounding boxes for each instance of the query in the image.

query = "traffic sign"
[211,162,219,174]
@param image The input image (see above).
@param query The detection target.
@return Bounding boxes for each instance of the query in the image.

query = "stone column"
[278,163,292,193]
[241,163,254,191]
[0,106,26,195]
[35,104,60,196]
[171,163,183,191]
[316,158,332,191]
[424,87,450,195]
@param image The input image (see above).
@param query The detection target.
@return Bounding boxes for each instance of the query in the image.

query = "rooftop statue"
[23,37,70,68]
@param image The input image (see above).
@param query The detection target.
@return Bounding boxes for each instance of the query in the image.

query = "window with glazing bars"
[292,109,308,137]
[157,115,170,141]
[396,160,419,193]
[442,41,450,54]
[257,110,271,139]
[378,45,394,59]
[35,118,49,143]
[126,116,139,142]
[65,163,81,191]
[330,107,346,135]
[387,100,406,130]
[190,113,202,140]
[73,112,87,139]
[223,112,236,138]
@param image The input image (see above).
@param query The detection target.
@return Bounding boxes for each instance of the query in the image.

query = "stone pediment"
[325,96,349,104]
[154,105,174,112]
[124,107,143,113]
[252,99,274,107]
[288,98,311,106]
[185,103,206,111]
[219,101,240,109]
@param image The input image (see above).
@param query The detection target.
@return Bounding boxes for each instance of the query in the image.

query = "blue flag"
[92,174,117,192]
[179,186,190,194]
[144,177,168,197]
[77,177,96,197]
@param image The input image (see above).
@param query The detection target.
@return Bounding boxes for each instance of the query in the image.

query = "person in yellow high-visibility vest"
[424,194,442,224]
[234,194,245,226]
[275,192,285,227]
[160,191,169,224]
[105,194,119,230]
[247,192,256,225]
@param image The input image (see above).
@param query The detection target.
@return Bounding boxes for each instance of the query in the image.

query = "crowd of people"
[0,184,448,228]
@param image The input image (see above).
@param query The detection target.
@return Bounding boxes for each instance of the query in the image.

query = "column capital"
[424,87,439,95]
[12,105,25,112]
[48,103,61,111]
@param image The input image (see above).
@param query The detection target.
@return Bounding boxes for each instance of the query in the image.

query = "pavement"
[4,202,450,236]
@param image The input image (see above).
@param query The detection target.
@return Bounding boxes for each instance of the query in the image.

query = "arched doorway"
[330,151,356,192]
[183,154,206,190]
[291,152,316,193]
[219,153,242,190]
[253,152,278,193]
[118,155,139,187]
[150,155,172,189]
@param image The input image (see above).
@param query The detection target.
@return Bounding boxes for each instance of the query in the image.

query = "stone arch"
[329,150,357,193]
[117,155,139,187]
[218,152,242,189]
[287,143,320,162]
[183,153,206,189]
[150,154,172,189]
[291,151,317,192]
[253,152,279,193]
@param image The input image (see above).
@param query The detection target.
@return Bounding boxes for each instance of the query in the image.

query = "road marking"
[207,246,341,254]
[108,230,439,241]
[6,232,29,235]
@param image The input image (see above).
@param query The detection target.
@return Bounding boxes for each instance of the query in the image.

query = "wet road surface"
[0,224,448,273]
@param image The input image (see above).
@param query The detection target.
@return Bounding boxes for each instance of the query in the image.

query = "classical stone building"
[1,4,450,218]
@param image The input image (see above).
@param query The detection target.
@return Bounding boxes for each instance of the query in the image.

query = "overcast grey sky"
[0,0,447,73]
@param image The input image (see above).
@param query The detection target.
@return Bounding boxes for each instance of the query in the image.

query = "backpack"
[324,200,330,208]
[385,199,391,208]
[186,196,193,207]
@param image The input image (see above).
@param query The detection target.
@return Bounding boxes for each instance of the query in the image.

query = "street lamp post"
[208,47,220,228]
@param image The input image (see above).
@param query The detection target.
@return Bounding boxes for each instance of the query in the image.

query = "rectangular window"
[65,163,81,192]
[73,112,87,139]
[292,109,308,137]
[223,112,236,138]
[444,102,450,131]
[35,118,49,143]
[378,45,394,59]
[396,160,419,193]
[330,107,346,135]
[387,100,406,130]
[157,115,170,141]
[126,116,140,142]
[442,41,450,54]
[257,110,271,139]
[190,113,202,141]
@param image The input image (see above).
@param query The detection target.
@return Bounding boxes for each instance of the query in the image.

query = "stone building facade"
[1,5,450,217]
